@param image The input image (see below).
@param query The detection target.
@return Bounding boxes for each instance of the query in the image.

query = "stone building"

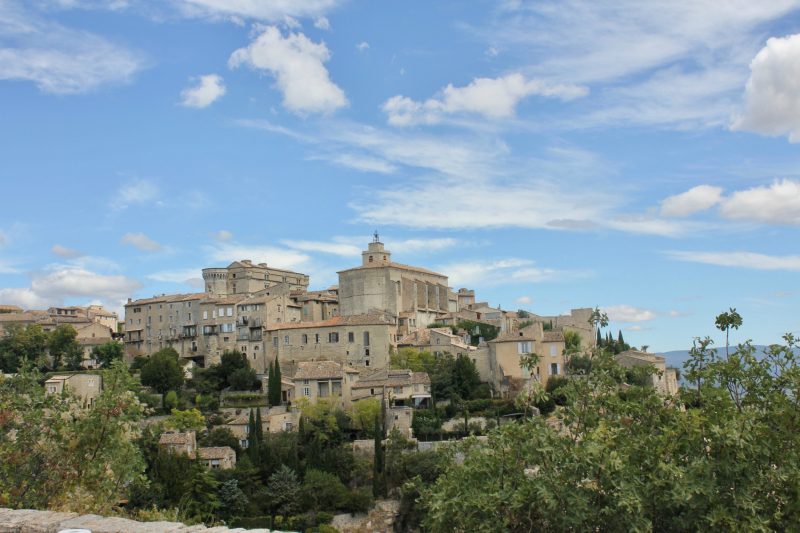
[44,373,102,408]
[202,260,308,296]
[350,368,431,407]
[337,235,452,334]
[264,313,397,369]
[196,446,236,470]
[489,324,567,398]
[292,360,361,408]
[616,349,679,396]
[158,430,197,457]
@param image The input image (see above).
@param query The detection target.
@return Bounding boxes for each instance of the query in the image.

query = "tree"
[0,361,145,513]
[48,324,80,370]
[267,465,300,517]
[217,350,249,388]
[300,469,349,512]
[64,344,84,371]
[517,309,530,318]
[352,398,381,437]
[167,408,206,432]
[139,348,184,407]
[453,355,481,399]
[229,366,259,391]
[91,341,123,368]
[268,357,282,407]
[715,307,743,357]
[372,413,386,497]
[180,464,220,525]
[0,323,49,372]
[217,479,248,521]
[201,427,241,455]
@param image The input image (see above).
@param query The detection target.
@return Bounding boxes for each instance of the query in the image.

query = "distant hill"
[661,345,798,371]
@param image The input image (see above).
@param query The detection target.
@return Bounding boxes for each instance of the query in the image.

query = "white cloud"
[666,250,800,271]
[112,179,160,210]
[148,268,204,288]
[383,73,587,126]
[229,25,347,115]
[515,295,532,305]
[121,232,164,252]
[356,41,369,51]
[0,230,6,246]
[605,305,657,323]
[177,0,341,22]
[324,153,397,174]
[390,238,458,254]
[439,258,583,287]
[281,240,361,257]
[0,263,141,311]
[0,1,142,94]
[314,17,331,30]
[51,244,83,258]
[180,73,226,108]
[733,34,800,142]
[205,242,310,271]
[212,230,234,241]
[660,185,724,217]
[719,179,800,225]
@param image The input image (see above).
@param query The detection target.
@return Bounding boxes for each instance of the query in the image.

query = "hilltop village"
[0,236,682,531]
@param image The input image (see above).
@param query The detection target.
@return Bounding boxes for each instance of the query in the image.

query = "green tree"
[452,355,481,399]
[180,464,220,525]
[352,398,381,437]
[300,468,349,512]
[0,323,49,371]
[268,357,282,407]
[217,479,248,521]
[267,464,300,517]
[48,324,80,370]
[229,366,259,391]
[201,427,241,455]
[715,307,743,357]
[372,413,386,497]
[217,350,249,388]
[167,408,206,432]
[139,348,184,407]
[91,341,123,368]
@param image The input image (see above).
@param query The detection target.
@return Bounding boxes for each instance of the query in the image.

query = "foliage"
[91,341,124,368]
[0,323,49,372]
[422,320,800,532]
[139,348,184,403]
[201,427,241,455]
[391,348,484,402]
[352,398,381,437]
[268,357,282,407]
[300,469,349,512]
[217,479,248,520]
[267,465,301,517]
[456,320,499,345]
[517,309,530,318]
[715,307,743,357]
[180,464,220,525]
[563,329,582,353]
[48,324,82,370]
[0,361,145,513]
[372,413,386,498]
[229,366,259,391]
[167,408,206,432]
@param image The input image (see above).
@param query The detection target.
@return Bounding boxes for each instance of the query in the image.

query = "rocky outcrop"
[332,500,400,533]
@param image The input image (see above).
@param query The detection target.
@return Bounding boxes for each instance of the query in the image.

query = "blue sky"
[1,0,799,351]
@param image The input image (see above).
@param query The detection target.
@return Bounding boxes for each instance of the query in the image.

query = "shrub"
[230,516,272,529]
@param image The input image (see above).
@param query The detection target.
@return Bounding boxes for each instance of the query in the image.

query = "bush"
[345,488,373,514]
[230,516,272,529]
[315,511,334,524]
[317,525,340,533]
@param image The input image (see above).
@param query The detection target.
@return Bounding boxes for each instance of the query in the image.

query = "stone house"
[44,373,102,408]
[292,360,361,408]
[158,430,197,457]
[351,368,431,408]
[489,324,567,398]
[196,446,236,470]
[616,350,679,396]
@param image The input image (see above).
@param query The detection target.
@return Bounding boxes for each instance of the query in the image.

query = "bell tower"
[362,231,391,266]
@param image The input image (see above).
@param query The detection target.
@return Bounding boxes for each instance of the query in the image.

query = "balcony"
[249,317,263,328]
[203,326,217,336]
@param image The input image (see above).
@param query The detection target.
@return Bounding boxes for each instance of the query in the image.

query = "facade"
[351,368,431,407]
[202,260,309,296]
[44,373,102,408]
[292,360,361,408]
[530,308,596,351]
[158,430,197,457]
[489,324,567,398]
[337,237,451,334]
[264,313,397,370]
[197,446,237,470]
[616,350,679,396]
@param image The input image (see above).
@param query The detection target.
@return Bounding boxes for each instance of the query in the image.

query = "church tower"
[362,231,392,266]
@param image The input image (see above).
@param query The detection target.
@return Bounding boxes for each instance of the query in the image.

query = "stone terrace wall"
[0,508,282,533]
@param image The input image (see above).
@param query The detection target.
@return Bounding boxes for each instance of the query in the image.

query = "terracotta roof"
[225,414,250,426]
[197,446,235,460]
[293,361,351,380]
[226,261,308,276]
[617,350,665,364]
[543,331,565,342]
[0,305,23,313]
[265,313,393,331]
[0,312,43,323]
[158,431,195,445]
[206,294,248,305]
[352,368,430,389]
[127,293,206,306]
[338,261,446,278]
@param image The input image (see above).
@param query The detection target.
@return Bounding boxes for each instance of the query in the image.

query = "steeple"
[362,233,391,266]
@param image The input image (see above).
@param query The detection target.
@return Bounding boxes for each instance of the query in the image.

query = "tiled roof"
[293,361,349,380]
[0,312,43,323]
[352,368,430,389]
[158,431,195,445]
[617,350,665,363]
[338,261,446,278]
[492,330,537,343]
[127,293,206,306]
[197,446,235,459]
[206,294,248,305]
[543,331,565,342]
[225,414,250,426]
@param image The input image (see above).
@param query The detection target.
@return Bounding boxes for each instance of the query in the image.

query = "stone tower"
[362,231,391,266]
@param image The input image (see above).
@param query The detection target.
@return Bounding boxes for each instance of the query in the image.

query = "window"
[348,332,354,343]
[369,255,373,263]
[203,311,208,320]
[273,336,278,347]
[363,331,370,346]
[227,307,233,317]
[284,335,289,345]
[303,387,310,397]
[550,363,559,375]
[315,334,320,344]
[518,341,532,354]
[302,334,308,344]
[550,344,557,356]
[329,332,339,343]
[393,386,402,394]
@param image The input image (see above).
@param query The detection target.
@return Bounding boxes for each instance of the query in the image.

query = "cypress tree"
[372,413,385,497]
[596,328,603,347]
[618,330,625,347]
[255,408,264,443]
[273,356,282,405]
[247,409,257,459]
[267,359,276,407]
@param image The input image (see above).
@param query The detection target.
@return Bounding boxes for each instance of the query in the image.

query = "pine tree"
[180,464,220,525]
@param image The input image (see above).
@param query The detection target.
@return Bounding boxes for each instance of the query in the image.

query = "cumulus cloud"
[383,73,588,126]
[719,179,800,225]
[515,295,532,305]
[177,0,341,22]
[733,34,800,142]
[0,263,141,310]
[0,1,142,94]
[356,41,369,51]
[605,305,657,323]
[51,244,83,258]
[205,242,310,271]
[111,179,160,210]
[660,185,724,217]
[666,250,800,271]
[314,17,331,30]
[121,232,164,252]
[180,73,226,108]
[229,25,347,114]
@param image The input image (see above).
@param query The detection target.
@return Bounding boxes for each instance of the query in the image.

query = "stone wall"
[0,508,283,533]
